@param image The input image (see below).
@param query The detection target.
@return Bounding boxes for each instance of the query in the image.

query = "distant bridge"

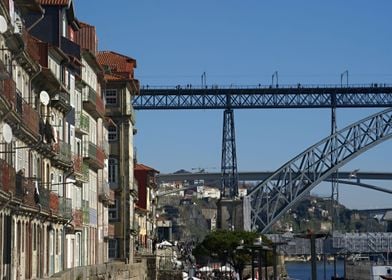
[268,232,392,255]
[157,171,392,183]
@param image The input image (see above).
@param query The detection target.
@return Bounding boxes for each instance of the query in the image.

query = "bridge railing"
[140,83,392,90]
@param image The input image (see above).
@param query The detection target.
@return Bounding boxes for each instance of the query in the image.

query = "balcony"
[1,77,17,108]
[75,111,90,134]
[99,183,115,206]
[72,209,83,229]
[82,200,89,224]
[98,182,109,203]
[59,197,72,220]
[0,85,40,142]
[22,101,39,137]
[51,91,71,114]
[0,159,16,194]
[53,140,72,168]
[104,224,115,240]
[13,0,43,14]
[108,224,115,237]
[61,36,81,59]
[49,192,60,214]
[4,28,40,75]
[83,141,105,170]
[39,186,51,211]
[72,155,82,174]
[82,85,105,119]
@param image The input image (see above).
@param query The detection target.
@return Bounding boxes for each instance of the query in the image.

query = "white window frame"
[105,89,117,106]
[108,126,117,142]
[109,198,119,221]
[108,239,118,259]
[108,158,118,186]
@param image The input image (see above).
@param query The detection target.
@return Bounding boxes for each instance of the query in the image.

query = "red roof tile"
[135,163,159,174]
[38,0,69,5]
[97,51,137,81]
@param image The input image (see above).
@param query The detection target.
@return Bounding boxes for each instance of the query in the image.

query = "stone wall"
[46,259,154,280]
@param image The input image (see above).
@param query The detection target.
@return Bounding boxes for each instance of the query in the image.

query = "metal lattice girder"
[221,109,238,198]
[244,108,392,233]
[133,85,392,110]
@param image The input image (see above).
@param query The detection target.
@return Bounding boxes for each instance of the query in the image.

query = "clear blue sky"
[75,1,392,209]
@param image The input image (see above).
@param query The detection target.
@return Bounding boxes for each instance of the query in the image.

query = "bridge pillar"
[217,198,244,230]
[221,108,239,198]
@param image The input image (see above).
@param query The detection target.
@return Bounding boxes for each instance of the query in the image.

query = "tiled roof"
[97,51,137,72]
[135,163,159,173]
[38,0,69,5]
[104,73,125,81]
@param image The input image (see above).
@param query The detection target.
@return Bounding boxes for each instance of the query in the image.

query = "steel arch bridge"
[134,83,392,199]
[244,108,392,233]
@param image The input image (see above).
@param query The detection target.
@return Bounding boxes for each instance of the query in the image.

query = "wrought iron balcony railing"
[83,141,105,170]
[99,182,116,206]
[82,85,105,119]
[72,209,83,228]
[108,224,115,237]
[82,200,89,224]
[0,158,16,193]
[53,140,72,165]
[59,197,72,220]
[60,36,81,59]
[51,91,71,113]
[75,111,90,134]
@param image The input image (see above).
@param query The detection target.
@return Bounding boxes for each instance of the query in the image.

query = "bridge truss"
[244,108,392,233]
[134,84,392,110]
[133,84,392,229]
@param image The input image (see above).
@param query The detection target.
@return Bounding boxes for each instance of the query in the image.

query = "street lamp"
[272,71,279,88]
[340,70,348,87]
[295,230,328,280]
[247,237,271,280]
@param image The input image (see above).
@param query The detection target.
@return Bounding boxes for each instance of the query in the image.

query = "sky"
[74,1,392,209]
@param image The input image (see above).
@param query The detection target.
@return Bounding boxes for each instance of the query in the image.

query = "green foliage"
[193,230,272,277]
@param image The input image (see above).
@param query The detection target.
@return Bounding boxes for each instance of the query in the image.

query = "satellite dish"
[2,123,13,144]
[40,91,50,106]
[0,16,7,34]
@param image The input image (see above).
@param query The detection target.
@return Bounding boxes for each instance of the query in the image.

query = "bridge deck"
[134,84,392,109]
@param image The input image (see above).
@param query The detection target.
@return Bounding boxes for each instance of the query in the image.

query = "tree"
[193,230,271,279]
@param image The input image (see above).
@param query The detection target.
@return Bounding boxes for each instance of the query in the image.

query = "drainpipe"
[62,168,74,272]
[29,64,42,107]
[26,8,45,32]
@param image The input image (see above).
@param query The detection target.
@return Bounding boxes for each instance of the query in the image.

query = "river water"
[286,260,344,280]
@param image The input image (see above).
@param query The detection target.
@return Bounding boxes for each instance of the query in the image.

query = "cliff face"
[275,196,386,233]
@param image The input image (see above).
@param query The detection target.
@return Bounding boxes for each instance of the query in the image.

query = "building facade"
[0,0,129,279]
[134,163,159,254]
[97,51,139,262]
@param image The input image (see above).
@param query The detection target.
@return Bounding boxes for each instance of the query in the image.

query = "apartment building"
[74,20,114,266]
[96,51,139,262]
[0,0,71,278]
[0,0,142,278]
[134,163,159,255]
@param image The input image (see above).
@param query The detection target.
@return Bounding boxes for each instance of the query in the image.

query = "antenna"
[40,91,50,106]
[0,16,8,34]
[1,122,13,144]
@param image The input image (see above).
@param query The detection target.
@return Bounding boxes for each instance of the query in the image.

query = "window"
[108,158,118,185]
[108,239,118,259]
[108,126,117,142]
[109,198,119,221]
[105,89,117,105]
